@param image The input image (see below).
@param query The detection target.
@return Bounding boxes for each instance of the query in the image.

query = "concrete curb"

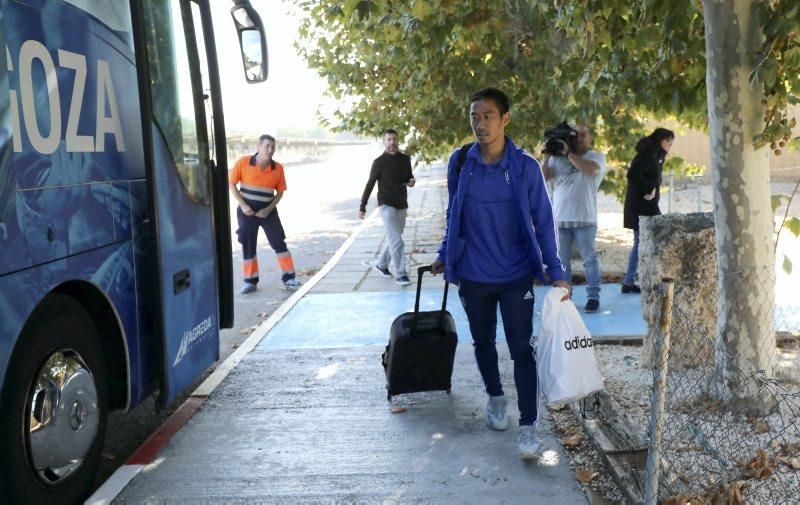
[84,208,380,505]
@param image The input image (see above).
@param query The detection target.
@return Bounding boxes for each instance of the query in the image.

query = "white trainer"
[517,425,542,459]
[486,395,509,431]
[283,278,302,290]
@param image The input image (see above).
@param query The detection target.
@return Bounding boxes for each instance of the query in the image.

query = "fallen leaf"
[561,434,582,447]
[744,450,773,479]
[754,420,770,433]
[791,458,800,470]
[257,311,269,318]
[231,342,240,349]
[574,467,597,484]
[239,328,251,334]
[725,481,747,505]
[390,406,407,414]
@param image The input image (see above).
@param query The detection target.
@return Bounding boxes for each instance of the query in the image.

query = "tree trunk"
[702,0,776,415]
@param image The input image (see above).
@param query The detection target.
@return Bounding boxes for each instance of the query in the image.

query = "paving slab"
[254,285,647,352]
[116,346,586,504]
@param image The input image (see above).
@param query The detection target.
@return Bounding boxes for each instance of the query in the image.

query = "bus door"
[135,0,225,403]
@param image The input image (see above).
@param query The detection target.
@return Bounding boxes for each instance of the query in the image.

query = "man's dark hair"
[382,128,398,137]
[469,87,510,115]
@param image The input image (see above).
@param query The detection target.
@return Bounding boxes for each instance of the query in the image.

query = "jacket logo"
[523,291,533,300]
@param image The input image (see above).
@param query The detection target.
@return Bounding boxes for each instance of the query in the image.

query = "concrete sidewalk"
[114,164,646,503]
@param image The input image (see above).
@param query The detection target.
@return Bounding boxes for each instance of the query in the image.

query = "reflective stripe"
[277,253,294,272]
[241,192,274,202]
[243,258,259,278]
[240,184,275,196]
[523,149,564,279]
[240,184,275,204]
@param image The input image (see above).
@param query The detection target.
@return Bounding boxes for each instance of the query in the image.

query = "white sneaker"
[517,425,542,459]
[485,395,509,431]
[239,283,257,294]
[283,278,302,290]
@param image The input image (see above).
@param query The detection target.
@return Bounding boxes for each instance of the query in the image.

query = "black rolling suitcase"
[381,265,458,401]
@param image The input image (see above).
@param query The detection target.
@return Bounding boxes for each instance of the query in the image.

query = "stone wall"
[639,212,717,368]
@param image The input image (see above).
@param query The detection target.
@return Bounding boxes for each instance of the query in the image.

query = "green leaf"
[411,0,433,20]
[785,216,800,236]
[761,58,779,88]
[342,0,361,17]
[356,1,374,21]
[785,47,800,68]
[782,255,793,275]
[772,194,786,212]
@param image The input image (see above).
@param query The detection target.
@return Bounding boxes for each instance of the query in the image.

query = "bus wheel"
[0,294,109,505]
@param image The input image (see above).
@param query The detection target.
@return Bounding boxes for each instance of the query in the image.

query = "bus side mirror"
[230,0,268,83]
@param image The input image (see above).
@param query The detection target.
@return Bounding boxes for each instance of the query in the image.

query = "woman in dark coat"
[621,127,674,292]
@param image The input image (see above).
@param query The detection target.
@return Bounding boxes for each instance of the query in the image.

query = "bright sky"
[210,0,333,135]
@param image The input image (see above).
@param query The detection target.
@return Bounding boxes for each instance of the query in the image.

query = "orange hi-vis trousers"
[237,207,296,285]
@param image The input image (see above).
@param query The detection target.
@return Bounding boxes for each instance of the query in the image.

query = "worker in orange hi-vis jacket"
[229,134,301,294]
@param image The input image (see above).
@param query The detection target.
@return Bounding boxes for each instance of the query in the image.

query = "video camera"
[542,122,578,156]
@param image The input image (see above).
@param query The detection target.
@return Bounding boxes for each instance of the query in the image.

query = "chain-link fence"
[644,266,800,504]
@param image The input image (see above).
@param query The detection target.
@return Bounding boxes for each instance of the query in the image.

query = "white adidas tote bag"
[537,287,604,407]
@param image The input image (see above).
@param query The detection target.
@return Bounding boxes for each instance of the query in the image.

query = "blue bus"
[0,0,267,502]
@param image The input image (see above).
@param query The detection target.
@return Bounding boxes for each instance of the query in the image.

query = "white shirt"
[548,150,606,227]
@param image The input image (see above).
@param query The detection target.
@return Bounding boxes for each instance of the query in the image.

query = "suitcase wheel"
[446,389,451,394]
[387,393,392,401]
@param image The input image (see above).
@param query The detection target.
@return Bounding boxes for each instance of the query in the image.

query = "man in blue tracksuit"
[431,87,571,459]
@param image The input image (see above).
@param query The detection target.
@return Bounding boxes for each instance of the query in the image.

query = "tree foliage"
[294,0,799,199]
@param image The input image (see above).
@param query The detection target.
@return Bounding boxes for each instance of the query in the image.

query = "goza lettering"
[5,41,125,154]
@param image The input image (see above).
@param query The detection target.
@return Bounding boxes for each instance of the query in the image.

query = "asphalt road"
[92,142,381,492]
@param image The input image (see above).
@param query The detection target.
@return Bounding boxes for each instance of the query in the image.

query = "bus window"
[143,0,209,204]
[62,0,134,47]
[189,2,215,162]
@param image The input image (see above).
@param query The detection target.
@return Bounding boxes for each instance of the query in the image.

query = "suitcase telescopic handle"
[412,265,449,336]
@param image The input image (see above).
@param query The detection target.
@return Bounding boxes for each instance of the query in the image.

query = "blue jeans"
[558,225,601,300]
[458,276,539,426]
[623,229,640,285]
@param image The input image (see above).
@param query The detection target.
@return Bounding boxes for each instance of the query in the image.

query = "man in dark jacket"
[359,129,415,286]
[431,87,570,459]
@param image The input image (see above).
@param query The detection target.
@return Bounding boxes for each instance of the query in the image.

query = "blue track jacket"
[436,138,566,285]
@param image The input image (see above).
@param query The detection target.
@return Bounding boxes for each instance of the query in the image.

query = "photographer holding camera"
[542,124,606,312]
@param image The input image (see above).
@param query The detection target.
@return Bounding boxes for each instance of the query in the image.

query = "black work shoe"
[584,299,600,313]
[621,283,641,294]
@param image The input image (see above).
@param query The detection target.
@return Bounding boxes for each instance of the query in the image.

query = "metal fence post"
[644,277,675,504]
